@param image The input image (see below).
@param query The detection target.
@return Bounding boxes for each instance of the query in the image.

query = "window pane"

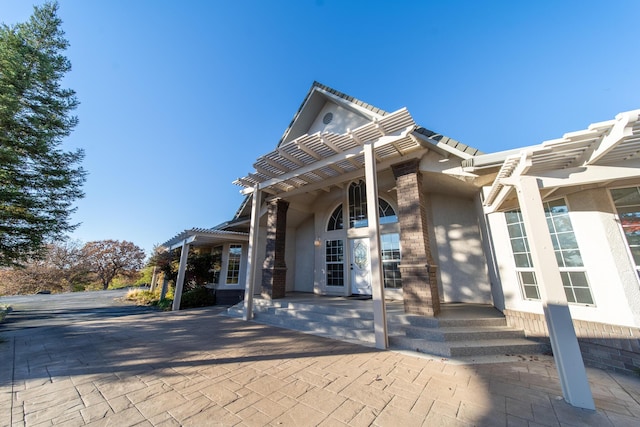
[520,271,536,284]
[564,287,576,303]
[328,205,343,231]
[523,284,540,299]
[325,240,344,287]
[326,264,344,286]
[574,288,594,305]
[631,246,640,265]
[505,211,522,224]
[514,253,531,268]
[507,223,523,238]
[562,250,583,267]
[552,215,573,232]
[510,238,527,253]
[611,188,640,206]
[226,244,242,284]
[557,232,578,250]
[569,271,589,288]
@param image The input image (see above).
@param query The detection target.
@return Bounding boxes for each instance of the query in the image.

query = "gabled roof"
[278,81,388,147]
[234,82,482,196]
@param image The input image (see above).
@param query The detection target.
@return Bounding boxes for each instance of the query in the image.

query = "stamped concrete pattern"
[1,293,640,426]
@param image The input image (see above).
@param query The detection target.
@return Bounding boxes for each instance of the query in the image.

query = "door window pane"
[326,240,344,287]
[381,233,402,289]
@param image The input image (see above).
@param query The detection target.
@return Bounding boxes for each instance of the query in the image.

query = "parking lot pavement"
[1,294,640,426]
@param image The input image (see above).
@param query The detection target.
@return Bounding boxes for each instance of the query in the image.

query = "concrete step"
[256,300,374,319]
[404,325,525,342]
[389,335,549,358]
[264,308,374,329]
[404,314,508,329]
[252,311,376,343]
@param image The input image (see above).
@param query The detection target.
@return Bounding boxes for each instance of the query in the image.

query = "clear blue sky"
[2,0,639,256]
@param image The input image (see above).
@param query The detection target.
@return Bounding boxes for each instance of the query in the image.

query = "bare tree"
[0,240,89,295]
[83,240,145,290]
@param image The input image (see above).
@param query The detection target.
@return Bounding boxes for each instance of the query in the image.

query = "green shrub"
[125,289,158,305]
[180,286,215,309]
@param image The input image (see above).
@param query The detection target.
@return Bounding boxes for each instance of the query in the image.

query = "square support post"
[171,240,190,311]
[261,199,289,299]
[243,186,262,321]
[515,175,594,410]
[364,143,388,349]
[391,159,440,316]
[150,266,159,292]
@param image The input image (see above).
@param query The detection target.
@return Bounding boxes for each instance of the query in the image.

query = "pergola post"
[515,175,594,410]
[243,186,262,320]
[171,240,190,311]
[364,142,388,349]
[150,266,159,292]
[160,276,169,300]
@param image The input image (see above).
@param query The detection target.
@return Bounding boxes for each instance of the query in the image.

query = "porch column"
[171,240,190,311]
[160,276,169,300]
[261,199,289,299]
[391,159,440,316]
[243,186,262,320]
[515,175,594,410]
[364,143,388,349]
[150,266,159,292]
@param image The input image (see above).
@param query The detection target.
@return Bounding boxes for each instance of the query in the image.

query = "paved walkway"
[2,305,640,426]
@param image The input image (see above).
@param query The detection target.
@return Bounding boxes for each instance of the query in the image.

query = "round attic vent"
[323,112,333,125]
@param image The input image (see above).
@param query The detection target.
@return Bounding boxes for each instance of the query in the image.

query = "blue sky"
[3,0,639,256]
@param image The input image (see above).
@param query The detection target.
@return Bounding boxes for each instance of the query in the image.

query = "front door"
[350,238,372,295]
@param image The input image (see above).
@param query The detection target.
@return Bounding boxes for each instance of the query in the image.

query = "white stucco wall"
[307,102,370,136]
[429,193,492,304]
[567,189,640,327]
[486,210,543,314]
[293,216,315,293]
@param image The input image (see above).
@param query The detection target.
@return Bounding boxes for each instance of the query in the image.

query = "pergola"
[160,228,249,311]
[466,109,640,410]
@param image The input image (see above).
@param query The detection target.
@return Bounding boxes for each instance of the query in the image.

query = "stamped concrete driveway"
[0,289,157,331]
[2,291,640,426]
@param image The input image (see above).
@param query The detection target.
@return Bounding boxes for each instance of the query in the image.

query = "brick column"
[391,159,440,316]
[261,199,289,299]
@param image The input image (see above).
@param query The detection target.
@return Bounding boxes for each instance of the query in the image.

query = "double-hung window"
[505,199,594,305]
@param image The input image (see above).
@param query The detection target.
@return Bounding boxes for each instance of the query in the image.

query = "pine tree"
[0,2,86,267]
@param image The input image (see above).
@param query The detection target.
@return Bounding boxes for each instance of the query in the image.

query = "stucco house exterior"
[160,82,640,385]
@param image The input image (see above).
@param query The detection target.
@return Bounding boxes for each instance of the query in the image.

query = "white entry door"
[350,238,372,295]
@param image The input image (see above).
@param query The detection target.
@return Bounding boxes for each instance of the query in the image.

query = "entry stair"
[225,298,550,361]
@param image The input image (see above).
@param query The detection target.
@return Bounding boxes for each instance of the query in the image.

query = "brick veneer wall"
[261,199,288,299]
[504,309,640,375]
[392,160,440,316]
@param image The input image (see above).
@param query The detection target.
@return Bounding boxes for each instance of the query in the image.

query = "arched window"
[348,181,398,228]
[327,205,343,231]
[379,198,398,224]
